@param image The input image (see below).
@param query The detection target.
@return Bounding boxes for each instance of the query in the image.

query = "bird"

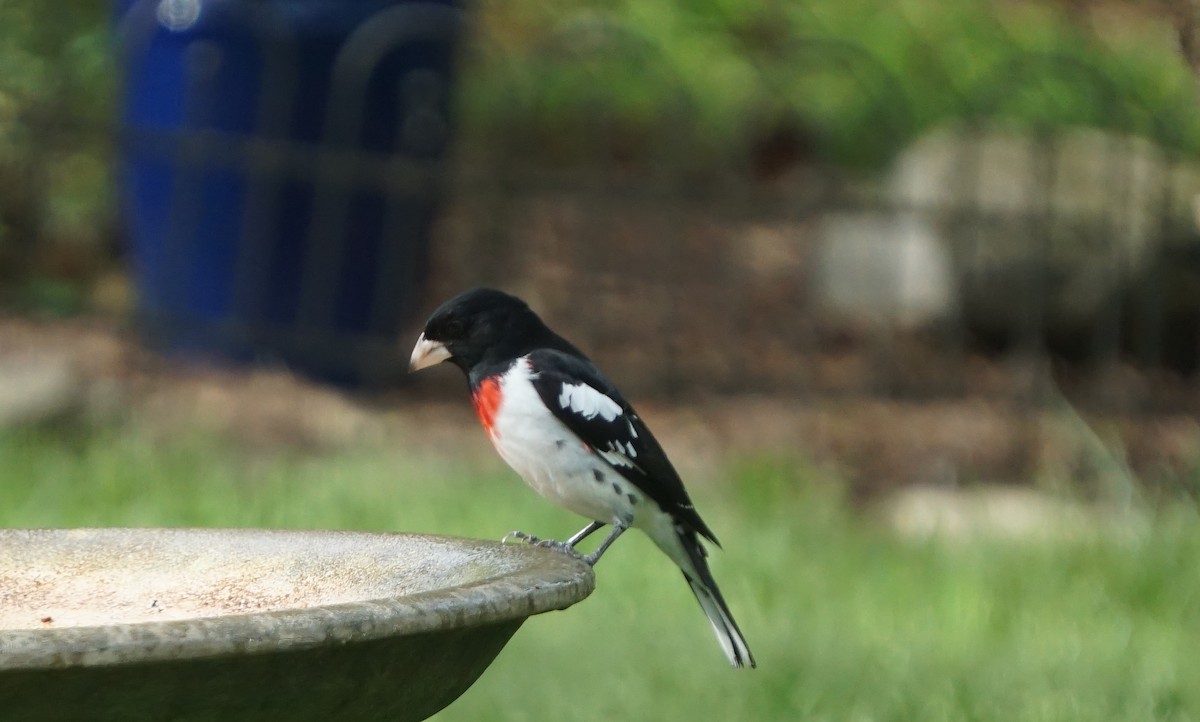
[408,287,755,669]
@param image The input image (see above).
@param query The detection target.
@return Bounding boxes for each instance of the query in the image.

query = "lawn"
[2,425,1199,721]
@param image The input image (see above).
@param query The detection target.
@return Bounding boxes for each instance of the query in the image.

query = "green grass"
[3,426,1200,721]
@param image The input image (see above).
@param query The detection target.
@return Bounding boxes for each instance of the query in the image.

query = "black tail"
[679,534,756,669]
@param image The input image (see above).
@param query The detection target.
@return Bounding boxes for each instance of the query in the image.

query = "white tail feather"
[687,576,756,669]
[648,518,755,668]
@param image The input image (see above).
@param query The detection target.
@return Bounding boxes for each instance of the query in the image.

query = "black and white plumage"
[409,287,755,669]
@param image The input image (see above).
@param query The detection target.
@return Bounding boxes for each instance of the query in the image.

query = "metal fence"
[424,11,1200,410]
[43,2,1200,407]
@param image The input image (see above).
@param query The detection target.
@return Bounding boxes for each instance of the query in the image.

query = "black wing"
[526,348,720,546]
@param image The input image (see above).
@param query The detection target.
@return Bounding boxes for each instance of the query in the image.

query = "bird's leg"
[503,520,610,561]
[566,520,605,548]
[504,520,604,550]
[582,519,629,567]
[502,530,585,560]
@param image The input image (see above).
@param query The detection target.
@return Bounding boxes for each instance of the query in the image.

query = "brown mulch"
[1,314,1198,502]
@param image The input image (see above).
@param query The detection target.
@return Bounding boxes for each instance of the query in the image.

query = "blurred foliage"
[1,0,1199,306]
[458,0,1200,170]
[0,0,115,305]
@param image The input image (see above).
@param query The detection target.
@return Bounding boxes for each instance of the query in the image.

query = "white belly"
[487,361,643,526]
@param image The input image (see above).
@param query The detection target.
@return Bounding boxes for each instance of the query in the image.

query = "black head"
[408,287,580,374]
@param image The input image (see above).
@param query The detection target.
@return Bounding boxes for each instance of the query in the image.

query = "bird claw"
[502,530,539,545]
[501,531,584,560]
[535,538,585,560]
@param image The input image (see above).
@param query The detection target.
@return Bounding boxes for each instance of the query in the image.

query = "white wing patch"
[606,439,637,458]
[551,377,644,473]
[599,449,642,472]
[557,382,622,422]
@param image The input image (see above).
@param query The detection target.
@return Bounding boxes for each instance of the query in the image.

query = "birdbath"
[0,528,594,722]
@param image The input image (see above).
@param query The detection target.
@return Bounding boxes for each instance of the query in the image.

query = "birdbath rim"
[0,527,595,672]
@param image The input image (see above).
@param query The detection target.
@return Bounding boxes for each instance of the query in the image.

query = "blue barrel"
[116,0,460,385]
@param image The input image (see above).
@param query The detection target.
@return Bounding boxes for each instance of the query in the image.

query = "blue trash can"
[115,0,460,385]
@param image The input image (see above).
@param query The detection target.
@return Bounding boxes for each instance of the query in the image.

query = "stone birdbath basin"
[0,528,595,722]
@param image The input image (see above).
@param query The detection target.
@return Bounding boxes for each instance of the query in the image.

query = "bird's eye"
[443,318,466,337]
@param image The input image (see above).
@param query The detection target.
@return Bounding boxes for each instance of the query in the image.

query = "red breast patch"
[472,377,502,438]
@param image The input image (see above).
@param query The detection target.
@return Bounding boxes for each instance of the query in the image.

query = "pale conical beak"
[409,333,451,372]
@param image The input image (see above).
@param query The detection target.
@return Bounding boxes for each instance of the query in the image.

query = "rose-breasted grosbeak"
[409,287,755,669]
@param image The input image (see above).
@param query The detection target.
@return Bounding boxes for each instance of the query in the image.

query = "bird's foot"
[502,530,540,545]
[580,549,603,567]
[534,538,584,560]
[502,531,584,560]
[579,519,630,567]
